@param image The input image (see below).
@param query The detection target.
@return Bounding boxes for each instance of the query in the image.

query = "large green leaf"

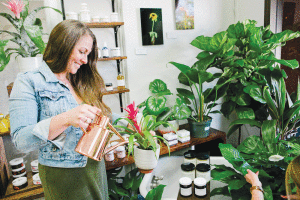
[261,120,277,154]
[176,88,194,100]
[194,54,215,71]
[210,186,231,197]
[145,184,166,200]
[227,21,245,39]
[172,98,191,120]
[263,86,279,120]
[266,55,299,69]
[218,143,255,176]
[0,40,10,72]
[220,100,236,118]
[146,96,166,115]
[236,107,255,119]
[191,31,228,53]
[244,83,266,104]
[24,25,45,54]
[237,135,268,154]
[149,79,172,96]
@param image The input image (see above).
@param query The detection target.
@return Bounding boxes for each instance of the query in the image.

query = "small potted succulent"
[113,101,171,173]
[138,79,191,135]
[0,0,62,72]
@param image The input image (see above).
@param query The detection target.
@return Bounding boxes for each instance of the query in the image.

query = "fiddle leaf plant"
[186,19,300,123]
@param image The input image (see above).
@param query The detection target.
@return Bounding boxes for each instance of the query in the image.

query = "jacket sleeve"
[9,73,64,153]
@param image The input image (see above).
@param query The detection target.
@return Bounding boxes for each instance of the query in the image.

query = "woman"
[245,155,300,200]
[9,20,113,199]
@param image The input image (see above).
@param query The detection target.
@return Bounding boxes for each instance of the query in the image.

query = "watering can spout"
[75,114,127,161]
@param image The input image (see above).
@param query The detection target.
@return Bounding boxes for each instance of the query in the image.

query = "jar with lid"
[79,3,91,22]
[194,177,207,198]
[196,163,211,182]
[105,150,114,162]
[181,162,195,181]
[115,145,126,159]
[110,12,119,22]
[103,16,110,23]
[66,12,78,20]
[102,42,109,58]
[92,16,100,23]
[183,151,196,166]
[179,177,192,197]
[111,47,121,57]
[117,72,125,90]
[196,152,209,165]
[105,83,113,91]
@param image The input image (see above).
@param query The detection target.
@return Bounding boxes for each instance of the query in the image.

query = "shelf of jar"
[2,172,44,200]
[105,128,226,171]
[103,88,129,95]
[98,56,127,61]
[85,22,124,28]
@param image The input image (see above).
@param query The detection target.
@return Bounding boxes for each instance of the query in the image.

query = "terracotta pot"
[134,143,160,174]
[157,120,179,135]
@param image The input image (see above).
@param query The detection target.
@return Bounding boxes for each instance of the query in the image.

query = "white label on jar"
[117,80,125,87]
[102,49,109,57]
[180,187,192,196]
[195,188,206,196]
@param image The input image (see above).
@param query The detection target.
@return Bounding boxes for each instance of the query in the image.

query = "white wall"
[0,0,265,167]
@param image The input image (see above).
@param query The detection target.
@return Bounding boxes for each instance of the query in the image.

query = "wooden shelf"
[98,56,127,61]
[103,88,130,95]
[105,128,226,170]
[2,172,44,200]
[85,22,124,28]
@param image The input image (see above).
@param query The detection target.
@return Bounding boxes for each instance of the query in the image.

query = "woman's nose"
[81,55,88,64]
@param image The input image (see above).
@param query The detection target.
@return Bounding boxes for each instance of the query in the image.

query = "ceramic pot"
[17,56,42,73]
[157,120,179,135]
[134,144,160,173]
[188,117,212,138]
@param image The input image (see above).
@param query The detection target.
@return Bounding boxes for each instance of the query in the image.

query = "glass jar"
[183,151,196,166]
[179,177,192,197]
[92,16,100,23]
[12,177,28,190]
[196,163,211,182]
[105,83,113,91]
[181,162,195,181]
[105,150,115,162]
[110,13,119,22]
[115,145,126,159]
[196,152,209,165]
[111,47,121,57]
[66,12,78,20]
[194,177,207,197]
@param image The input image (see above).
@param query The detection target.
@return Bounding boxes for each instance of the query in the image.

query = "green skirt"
[39,158,108,200]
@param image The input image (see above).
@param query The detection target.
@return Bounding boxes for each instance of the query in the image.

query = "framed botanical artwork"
[175,0,194,30]
[140,8,164,45]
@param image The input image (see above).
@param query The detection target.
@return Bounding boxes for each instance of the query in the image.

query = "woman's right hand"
[245,169,262,187]
[65,104,101,129]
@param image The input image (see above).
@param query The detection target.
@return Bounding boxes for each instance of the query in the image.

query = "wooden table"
[105,128,226,170]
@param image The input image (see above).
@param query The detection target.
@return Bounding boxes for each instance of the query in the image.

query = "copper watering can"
[75,114,128,161]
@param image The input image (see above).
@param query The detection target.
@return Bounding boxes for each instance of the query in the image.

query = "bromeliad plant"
[113,102,171,155]
[0,0,62,72]
[138,79,191,122]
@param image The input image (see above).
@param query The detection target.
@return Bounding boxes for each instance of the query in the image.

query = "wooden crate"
[0,137,10,197]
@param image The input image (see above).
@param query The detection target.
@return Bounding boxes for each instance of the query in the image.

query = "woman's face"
[66,34,93,74]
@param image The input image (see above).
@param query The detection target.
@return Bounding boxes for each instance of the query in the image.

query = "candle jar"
[181,162,195,181]
[12,177,28,190]
[194,177,207,197]
[110,47,121,57]
[196,152,210,165]
[196,163,211,182]
[179,177,192,197]
[184,151,196,166]
[115,145,126,159]
[105,150,115,162]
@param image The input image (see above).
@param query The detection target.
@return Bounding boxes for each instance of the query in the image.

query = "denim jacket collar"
[39,61,60,84]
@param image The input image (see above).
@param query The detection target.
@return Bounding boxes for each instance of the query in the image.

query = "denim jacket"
[9,61,120,168]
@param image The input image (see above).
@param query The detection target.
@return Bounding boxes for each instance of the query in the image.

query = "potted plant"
[0,0,62,72]
[168,60,222,138]
[113,102,171,174]
[138,79,191,135]
[211,77,300,199]
[187,19,300,125]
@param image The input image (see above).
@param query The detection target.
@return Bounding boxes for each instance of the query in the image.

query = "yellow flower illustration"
[149,13,157,22]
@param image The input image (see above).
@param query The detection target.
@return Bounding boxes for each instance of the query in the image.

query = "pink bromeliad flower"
[124,101,142,133]
[2,0,25,19]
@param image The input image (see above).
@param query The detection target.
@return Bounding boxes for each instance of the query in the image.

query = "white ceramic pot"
[134,144,160,172]
[157,120,179,135]
[17,56,42,73]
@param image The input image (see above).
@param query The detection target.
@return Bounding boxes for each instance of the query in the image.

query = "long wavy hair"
[285,155,300,199]
[43,20,111,117]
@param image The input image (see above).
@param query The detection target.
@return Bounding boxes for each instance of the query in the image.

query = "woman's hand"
[65,104,101,129]
[245,169,262,187]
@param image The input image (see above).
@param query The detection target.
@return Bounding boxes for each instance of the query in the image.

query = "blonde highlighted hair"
[285,155,300,199]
